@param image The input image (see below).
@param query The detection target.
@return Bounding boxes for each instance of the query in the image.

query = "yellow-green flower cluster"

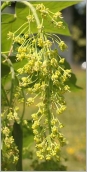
[6,5,71,161]
[14,86,24,103]
[59,41,68,51]
[6,107,20,124]
[36,3,65,29]
[26,14,35,22]
[53,11,63,19]
[31,107,66,160]
[36,3,49,17]
[1,111,19,170]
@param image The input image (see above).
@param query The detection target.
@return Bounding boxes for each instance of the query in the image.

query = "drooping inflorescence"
[6,3,71,161]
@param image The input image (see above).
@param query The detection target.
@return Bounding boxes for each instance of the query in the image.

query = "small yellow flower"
[52,126,57,133]
[13,156,19,163]
[2,127,10,136]
[4,136,14,148]
[37,24,44,31]
[7,111,14,121]
[59,41,68,51]
[59,58,65,63]
[26,15,35,22]
[33,129,39,134]
[26,97,34,106]
[7,31,14,39]
[56,21,63,28]
[51,151,56,156]
[51,58,58,67]
[53,12,63,19]
[46,154,51,160]
[31,113,38,120]
[23,119,28,125]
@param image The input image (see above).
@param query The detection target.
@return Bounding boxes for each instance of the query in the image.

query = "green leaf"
[63,59,82,91]
[67,73,83,91]
[1,23,12,52]
[1,63,10,78]
[13,59,28,70]
[1,13,16,23]
[1,13,17,52]
[1,73,11,87]
[2,1,80,51]
[43,18,70,36]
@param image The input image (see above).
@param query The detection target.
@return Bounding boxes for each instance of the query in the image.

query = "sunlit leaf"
[1,1,81,51]
[63,59,82,91]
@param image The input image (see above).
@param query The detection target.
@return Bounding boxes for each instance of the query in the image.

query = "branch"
[15,76,26,121]
[1,53,15,106]
[1,53,15,79]
[20,1,40,26]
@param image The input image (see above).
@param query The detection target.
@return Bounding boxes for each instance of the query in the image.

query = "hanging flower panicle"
[6,4,71,161]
